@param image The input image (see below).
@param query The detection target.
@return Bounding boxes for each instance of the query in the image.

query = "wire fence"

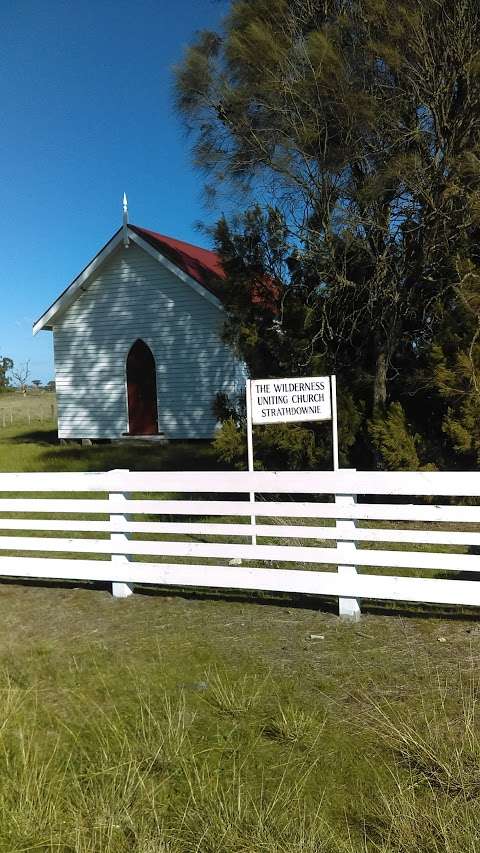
[0,408,57,427]
[0,394,57,427]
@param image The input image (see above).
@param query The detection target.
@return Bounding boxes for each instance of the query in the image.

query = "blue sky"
[0,0,227,382]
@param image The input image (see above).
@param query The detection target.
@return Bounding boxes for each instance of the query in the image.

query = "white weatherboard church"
[34,198,245,441]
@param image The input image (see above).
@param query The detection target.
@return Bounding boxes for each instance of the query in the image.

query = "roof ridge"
[130,224,219,259]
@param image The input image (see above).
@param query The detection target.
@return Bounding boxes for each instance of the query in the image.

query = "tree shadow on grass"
[36,438,226,473]
[9,429,59,445]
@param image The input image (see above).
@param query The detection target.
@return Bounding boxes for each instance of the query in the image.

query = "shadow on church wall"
[49,244,243,442]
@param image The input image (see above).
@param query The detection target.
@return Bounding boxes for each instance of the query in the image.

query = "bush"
[213,418,326,470]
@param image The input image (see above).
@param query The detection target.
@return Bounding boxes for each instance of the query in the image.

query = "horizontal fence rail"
[1,468,480,494]
[0,468,480,614]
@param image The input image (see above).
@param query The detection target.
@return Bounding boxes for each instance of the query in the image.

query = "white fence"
[0,468,480,615]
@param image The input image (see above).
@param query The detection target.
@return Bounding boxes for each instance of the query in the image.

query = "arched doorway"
[126,340,158,435]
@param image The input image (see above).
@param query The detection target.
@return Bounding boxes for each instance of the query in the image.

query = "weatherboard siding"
[53,243,245,439]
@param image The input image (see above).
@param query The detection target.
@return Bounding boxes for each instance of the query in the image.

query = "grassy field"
[0,419,479,850]
[0,581,478,851]
[0,391,56,430]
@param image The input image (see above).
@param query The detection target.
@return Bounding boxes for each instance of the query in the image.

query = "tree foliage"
[175,0,480,469]
[0,358,13,393]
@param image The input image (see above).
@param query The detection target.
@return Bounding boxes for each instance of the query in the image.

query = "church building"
[33,200,246,441]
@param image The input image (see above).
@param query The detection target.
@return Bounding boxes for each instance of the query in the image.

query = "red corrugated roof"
[129,225,226,295]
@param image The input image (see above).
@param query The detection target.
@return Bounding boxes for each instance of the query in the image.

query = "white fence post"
[245,379,256,545]
[109,469,133,599]
[335,469,361,620]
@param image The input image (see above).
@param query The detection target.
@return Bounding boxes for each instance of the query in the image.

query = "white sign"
[250,375,332,425]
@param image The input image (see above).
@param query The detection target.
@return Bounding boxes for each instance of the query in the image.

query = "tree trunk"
[370,341,389,470]
[373,342,388,417]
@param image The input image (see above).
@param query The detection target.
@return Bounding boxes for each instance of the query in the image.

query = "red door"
[126,340,158,435]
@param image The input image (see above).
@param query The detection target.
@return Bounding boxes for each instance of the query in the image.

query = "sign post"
[245,379,256,545]
[244,375,357,617]
[245,374,339,543]
[331,375,339,471]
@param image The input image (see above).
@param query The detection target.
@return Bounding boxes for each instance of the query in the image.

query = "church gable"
[33,224,224,335]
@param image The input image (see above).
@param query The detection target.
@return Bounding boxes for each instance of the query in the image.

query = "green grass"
[0,586,475,851]
[0,420,220,472]
[0,422,478,850]
[0,391,56,429]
